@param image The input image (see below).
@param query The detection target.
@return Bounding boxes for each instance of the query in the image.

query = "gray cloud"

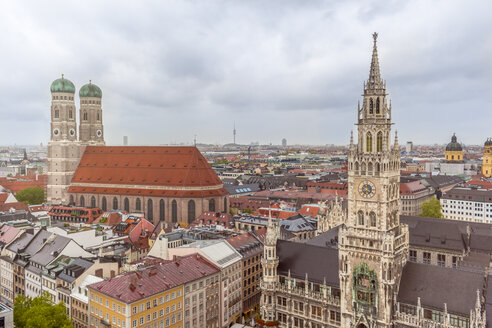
[0,0,491,146]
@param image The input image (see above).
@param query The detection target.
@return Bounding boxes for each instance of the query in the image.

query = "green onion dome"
[79,81,102,98]
[446,134,463,151]
[50,75,75,93]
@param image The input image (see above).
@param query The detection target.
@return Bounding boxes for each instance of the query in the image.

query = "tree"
[419,197,443,218]
[14,292,72,328]
[15,186,45,205]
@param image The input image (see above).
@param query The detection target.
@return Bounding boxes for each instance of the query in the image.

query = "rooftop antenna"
[233,122,236,145]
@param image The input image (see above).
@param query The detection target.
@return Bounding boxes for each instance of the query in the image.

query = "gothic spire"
[367,32,383,90]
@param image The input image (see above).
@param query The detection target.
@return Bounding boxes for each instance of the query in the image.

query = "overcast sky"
[0,0,491,146]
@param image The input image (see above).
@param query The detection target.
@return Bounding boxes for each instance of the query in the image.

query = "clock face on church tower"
[359,181,376,198]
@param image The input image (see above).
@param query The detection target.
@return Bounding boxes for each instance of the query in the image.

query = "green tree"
[14,293,72,328]
[15,186,45,205]
[419,197,443,218]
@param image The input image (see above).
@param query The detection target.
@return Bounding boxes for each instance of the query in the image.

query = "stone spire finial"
[350,130,354,148]
[394,130,399,147]
[367,32,382,89]
[476,289,482,309]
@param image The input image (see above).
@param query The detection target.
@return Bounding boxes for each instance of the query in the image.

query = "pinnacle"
[366,32,383,90]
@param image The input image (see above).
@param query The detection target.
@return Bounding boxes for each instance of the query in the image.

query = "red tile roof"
[0,202,28,212]
[297,205,320,217]
[400,181,428,195]
[0,175,47,193]
[227,232,263,257]
[191,212,234,228]
[68,147,227,198]
[88,253,220,303]
[0,225,21,245]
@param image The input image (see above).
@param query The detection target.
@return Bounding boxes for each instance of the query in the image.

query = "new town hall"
[258,34,489,328]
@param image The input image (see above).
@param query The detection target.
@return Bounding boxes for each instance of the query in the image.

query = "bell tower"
[79,81,105,146]
[338,33,409,328]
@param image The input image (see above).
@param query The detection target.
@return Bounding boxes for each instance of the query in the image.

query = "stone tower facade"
[79,82,105,146]
[482,139,492,177]
[260,215,279,323]
[338,33,409,328]
[47,77,105,204]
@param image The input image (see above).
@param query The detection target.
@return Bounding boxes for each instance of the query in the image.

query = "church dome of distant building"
[445,134,462,151]
[50,75,75,93]
[485,138,492,147]
[79,81,102,98]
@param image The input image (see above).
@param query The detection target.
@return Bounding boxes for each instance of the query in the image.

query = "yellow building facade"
[483,139,492,177]
[444,133,463,162]
[89,286,183,328]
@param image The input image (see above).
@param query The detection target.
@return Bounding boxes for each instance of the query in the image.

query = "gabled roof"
[88,254,220,304]
[30,234,71,266]
[68,146,227,198]
[277,239,339,287]
[0,224,21,246]
[398,261,485,315]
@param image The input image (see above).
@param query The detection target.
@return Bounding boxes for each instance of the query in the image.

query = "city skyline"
[0,1,491,146]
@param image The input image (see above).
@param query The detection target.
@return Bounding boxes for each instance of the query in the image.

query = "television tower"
[233,122,236,145]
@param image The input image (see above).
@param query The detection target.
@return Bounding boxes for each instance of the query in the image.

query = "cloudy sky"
[0,0,491,146]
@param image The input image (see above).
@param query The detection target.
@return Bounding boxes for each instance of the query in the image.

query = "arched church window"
[136,198,141,211]
[224,197,228,212]
[369,99,374,114]
[171,200,178,223]
[69,195,74,205]
[376,98,380,114]
[80,196,85,207]
[377,131,383,152]
[91,196,96,208]
[376,163,380,173]
[83,111,88,121]
[361,163,366,175]
[188,200,196,223]
[124,198,129,212]
[368,162,373,175]
[54,109,59,119]
[358,211,364,225]
[159,199,165,221]
[113,197,118,210]
[102,197,107,211]
[69,109,73,119]
[148,199,153,221]
[355,162,359,172]
[366,132,373,152]
[97,112,100,121]
[209,199,215,212]
[370,212,376,227]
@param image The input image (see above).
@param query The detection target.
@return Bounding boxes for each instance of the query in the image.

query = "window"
[159,199,165,221]
[224,197,228,212]
[172,200,178,222]
[148,199,153,220]
[188,200,195,223]
[369,212,376,227]
[91,196,96,208]
[377,131,383,152]
[409,250,417,262]
[54,109,59,118]
[366,132,373,152]
[83,111,88,121]
[80,196,85,207]
[376,97,380,114]
[423,252,431,264]
[358,211,364,226]
[136,198,141,211]
[69,109,73,119]
[437,254,446,267]
[102,197,107,211]
[113,197,118,210]
[124,198,130,212]
[452,256,458,268]
[369,98,374,114]
[209,199,215,212]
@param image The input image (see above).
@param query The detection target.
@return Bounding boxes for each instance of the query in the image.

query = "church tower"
[79,81,105,146]
[482,138,492,177]
[47,75,81,204]
[338,33,409,328]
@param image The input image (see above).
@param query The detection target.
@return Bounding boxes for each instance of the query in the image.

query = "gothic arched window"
[209,199,215,212]
[377,131,383,152]
[188,200,196,223]
[370,212,376,227]
[80,196,85,207]
[83,111,88,121]
[358,211,364,225]
[113,197,118,210]
[368,162,373,175]
[148,199,153,221]
[355,162,359,172]
[172,200,178,223]
[224,197,228,212]
[376,98,380,114]
[69,109,73,119]
[102,197,107,211]
[366,132,373,152]
[369,99,374,114]
[97,112,100,121]
[159,199,165,221]
[54,109,59,119]
[124,198,129,212]
[136,198,141,211]
[69,195,74,205]
[91,196,96,208]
